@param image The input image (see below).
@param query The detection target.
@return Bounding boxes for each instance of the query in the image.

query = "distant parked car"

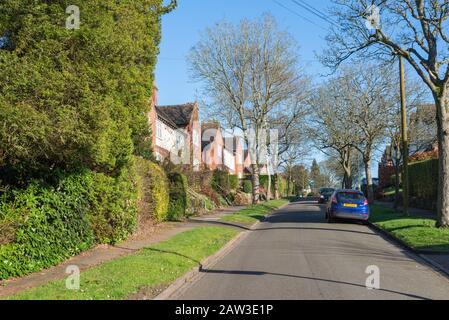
[318,188,335,204]
[325,189,370,223]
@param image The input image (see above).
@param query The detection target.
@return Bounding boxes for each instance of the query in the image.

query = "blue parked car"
[325,189,369,223]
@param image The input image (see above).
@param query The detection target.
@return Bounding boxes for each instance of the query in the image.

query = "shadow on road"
[198,267,431,300]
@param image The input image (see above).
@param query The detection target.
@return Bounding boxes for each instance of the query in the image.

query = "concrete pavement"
[174,200,449,300]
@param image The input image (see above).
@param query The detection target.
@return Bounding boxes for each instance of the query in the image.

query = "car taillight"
[332,196,338,204]
[364,199,369,206]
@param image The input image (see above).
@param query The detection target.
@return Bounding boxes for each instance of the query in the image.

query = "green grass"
[220,199,289,225]
[8,227,238,300]
[370,204,449,252]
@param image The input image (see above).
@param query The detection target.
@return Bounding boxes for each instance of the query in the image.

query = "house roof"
[201,122,222,150]
[155,107,178,129]
[156,103,196,127]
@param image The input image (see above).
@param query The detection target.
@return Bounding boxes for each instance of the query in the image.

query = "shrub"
[243,180,253,194]
[233,192,251,206]
[409,159,439,210]
[0,173,95,280]
[0,165,140,280]
[167,172,190,221]
[278,176,288,197]
[212,170,231,195]
[200,186,221,207]
[87,164,139,244]
[187,188,216,216]
[135,158,169,223]
[229,175,240,190]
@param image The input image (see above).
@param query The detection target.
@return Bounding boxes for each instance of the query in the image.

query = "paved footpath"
[0,206,244,298]
[175,200,449,300]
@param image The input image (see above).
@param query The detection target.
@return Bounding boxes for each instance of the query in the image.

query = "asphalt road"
[175,200,449,300]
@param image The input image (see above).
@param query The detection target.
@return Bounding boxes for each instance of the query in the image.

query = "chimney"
[152,81,158,107]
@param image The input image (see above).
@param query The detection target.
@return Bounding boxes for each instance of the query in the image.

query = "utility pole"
[399,56,409,216]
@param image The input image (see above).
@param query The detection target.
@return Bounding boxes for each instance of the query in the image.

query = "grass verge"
[8,226,238,300]
[370,204,449,252]
[220,199,289,225]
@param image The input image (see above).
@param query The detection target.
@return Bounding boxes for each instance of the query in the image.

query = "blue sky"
[154,0,377,176]
[155,0,331,105]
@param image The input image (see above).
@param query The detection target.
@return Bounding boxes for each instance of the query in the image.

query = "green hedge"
[136,158,169,223]
[0,173,95,280]
[0,166,139,280]
[212,170,231,194]
[167,173,190,221]
[278,176,288,197]
[243,180,253,194]
[229,175,240,190]
[409,159,439,210]
[87,165,138,244]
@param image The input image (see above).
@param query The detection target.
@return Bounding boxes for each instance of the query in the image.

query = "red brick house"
[149,87,201,171]
[201,123,245,178]
[378,145,396,189]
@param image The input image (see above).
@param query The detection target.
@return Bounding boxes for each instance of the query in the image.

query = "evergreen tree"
[0,0,176,183]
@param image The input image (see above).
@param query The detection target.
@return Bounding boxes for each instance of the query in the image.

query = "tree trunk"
[342,147,353,189]
[343,168,353,189]
[267,173,272,200]
[393,162,400,211]
[251,164,260,204]
[364,159,374,203]
[274,173,280,199]
[286,172,291,197]
[435,89,449,228]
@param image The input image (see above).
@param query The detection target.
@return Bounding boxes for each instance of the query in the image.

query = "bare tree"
[348,65,398,202]
[323,0,449,227]
[386,76,429,209]
[311,64,397,202]
[309,79,361,190]
[189,14,303,204]
[268,87,311,199]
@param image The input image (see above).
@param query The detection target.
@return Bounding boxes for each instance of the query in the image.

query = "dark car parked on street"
[318,188,335,204]
[325,189,370,223]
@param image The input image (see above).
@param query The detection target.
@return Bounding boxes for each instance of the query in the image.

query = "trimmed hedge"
[87,165,139,244]
[136,158,169,223]
[0,173,95,280]
[0,167,139,280]
[243,180,253,194]
[167,172,190,221]
[409,159,439,210]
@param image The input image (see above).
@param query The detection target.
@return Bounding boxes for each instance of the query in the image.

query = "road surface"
[175,200,449,300]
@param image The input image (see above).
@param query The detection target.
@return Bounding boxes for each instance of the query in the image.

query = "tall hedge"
[409,159,439,210]
[0,172,95,279]
[167,173,190,221]
[136,158,169,223]
[0,0,176,280]
[0,0,175,182]
[0,165,139,280]
[87,164,139,244]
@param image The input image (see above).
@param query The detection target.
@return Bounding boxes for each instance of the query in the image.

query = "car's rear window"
[337,192,365,202]
[321,188,335,195]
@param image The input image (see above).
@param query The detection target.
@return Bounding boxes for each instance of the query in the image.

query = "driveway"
[174,200,449,300]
